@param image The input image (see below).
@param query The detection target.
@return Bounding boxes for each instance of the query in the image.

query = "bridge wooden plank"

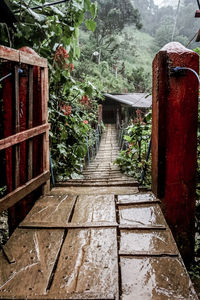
[0,228,64,297]
[119,229,179,256]
[51,186,139,195]
[57,181,138,187]
[71,195,116,223]
[49,228,119,299]
[20,193,76,225]
[0,293,115,299]
[19,222,118,229]
[119,204,167,227]
[120,257,198,300]
[118,193,156,204]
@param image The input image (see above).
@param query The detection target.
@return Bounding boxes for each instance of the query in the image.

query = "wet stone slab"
[120,257,198,300]
[49,228,119,299]
[119,204,167,227]
[119,229,178,255]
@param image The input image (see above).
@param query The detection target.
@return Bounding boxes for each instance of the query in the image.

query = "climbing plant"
[0,0,102,181]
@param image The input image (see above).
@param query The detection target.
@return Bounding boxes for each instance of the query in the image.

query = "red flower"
[61,105,72,116]
[70,63,74,71]
[80,95,91,107]
[55,46,69,61]
[83,120,88,124]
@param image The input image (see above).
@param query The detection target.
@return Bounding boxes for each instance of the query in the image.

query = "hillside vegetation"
[73,0,200,94]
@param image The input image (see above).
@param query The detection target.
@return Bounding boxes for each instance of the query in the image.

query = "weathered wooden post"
[1,46,50,233]
[152,42,199,264]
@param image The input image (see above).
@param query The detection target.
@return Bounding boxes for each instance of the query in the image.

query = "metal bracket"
[169,67,187,77]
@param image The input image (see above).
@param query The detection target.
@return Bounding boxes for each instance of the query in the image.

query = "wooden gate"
[0,45,50,233]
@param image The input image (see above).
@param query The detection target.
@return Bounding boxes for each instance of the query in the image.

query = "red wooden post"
[152,42,199,264]
[3,63,13,194]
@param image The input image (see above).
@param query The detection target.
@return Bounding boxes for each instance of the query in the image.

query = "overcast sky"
[154,0,178,7]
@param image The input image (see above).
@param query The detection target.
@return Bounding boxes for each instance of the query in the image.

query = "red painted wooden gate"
[152,42,199,264]
[0,45,50,233]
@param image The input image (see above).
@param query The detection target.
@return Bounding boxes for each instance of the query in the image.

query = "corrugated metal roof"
[104,93,152,108]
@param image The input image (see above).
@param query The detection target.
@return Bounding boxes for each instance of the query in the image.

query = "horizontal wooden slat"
[0,123,50,150]
[116,200,161,205]
[19,51,48,68]
[119,252,179,257]
[119,224,166,230]
[19,221,118,229]
[0,293,115,299]
[0,45,47,67]
[0,171,50,213]
[0,45,19,62]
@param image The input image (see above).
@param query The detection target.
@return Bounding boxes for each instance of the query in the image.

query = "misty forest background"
[74,0,200,93]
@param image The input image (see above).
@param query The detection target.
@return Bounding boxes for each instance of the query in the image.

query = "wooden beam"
[0,45,19,62]
[41,67,50,193]
[0,171,50,213]
[28,66,33,180]
[0,123,50,150]
[0,294,115,300]
[0,45,47,67]
[19,221,119,229]
[14,65,20,188]
[19,50,47,68]
[119,224,166,230]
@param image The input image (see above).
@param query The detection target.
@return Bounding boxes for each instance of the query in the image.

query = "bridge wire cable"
[186,30,199,48]
[0,69,23,82]
[171,0,181,42]
[49,152,55,185]
[173,67,200,85]
[197,0,200,10]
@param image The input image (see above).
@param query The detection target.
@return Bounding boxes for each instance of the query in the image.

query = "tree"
[155,21,188,49]
[92,0,142,48]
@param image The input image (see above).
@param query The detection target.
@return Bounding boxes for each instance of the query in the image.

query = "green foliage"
[74,26,154,93]
[0,0,102,181]
[115,110,152,188]
[92,0,142,48]
[0,186,7,197]
[49,67,101,180]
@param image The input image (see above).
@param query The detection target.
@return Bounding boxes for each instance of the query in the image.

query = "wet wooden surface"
[120,257,197,300]
[0,228,64,297]
[0,124,198,299]
[50,228,118,299]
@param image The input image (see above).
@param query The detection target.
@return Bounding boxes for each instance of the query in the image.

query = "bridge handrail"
[0,45,50,231]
